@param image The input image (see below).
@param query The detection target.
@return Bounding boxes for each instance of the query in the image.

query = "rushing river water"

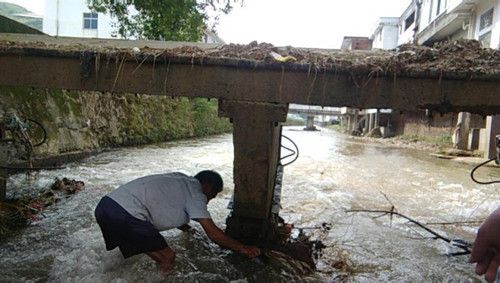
[1,126,499,282]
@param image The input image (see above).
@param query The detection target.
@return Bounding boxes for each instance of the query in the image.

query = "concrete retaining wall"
[0,86,231,163]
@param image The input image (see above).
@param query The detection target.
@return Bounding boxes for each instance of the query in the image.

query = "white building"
[43,0,117,38]
[416,0,500,49]
[398,3,419,45]
[42,0,225,43]
[408,0,500,157]
[370,17,400,49]
[203,30,225,44]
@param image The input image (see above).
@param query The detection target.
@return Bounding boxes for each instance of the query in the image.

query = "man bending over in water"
[95,170,261,272]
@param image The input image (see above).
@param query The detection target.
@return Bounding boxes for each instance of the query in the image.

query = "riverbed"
[1,126,499,282]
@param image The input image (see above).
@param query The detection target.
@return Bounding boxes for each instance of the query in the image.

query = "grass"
[398,134,452,147]
[0,3,42,31]
[0,87,232,152]
[283,117,305,126]
[326,124,346,132]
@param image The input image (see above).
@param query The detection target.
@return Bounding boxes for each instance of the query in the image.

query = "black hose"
[280,144,296,160]
[470,158,500,185]
[281,135,299,167]
[27,119,47,147]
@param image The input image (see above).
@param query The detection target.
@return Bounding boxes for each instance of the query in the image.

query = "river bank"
[0,86,231,165]
[327,126,496,169]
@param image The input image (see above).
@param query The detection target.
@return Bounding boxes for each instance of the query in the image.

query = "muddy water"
[1,127,499,282]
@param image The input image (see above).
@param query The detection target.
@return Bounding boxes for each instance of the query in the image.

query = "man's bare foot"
[158,262,174,273]
[147,247,176,274]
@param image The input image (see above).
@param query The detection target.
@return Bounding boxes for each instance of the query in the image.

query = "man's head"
[194,170,223,202]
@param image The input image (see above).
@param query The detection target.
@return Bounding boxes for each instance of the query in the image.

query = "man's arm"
[197,218,260,258]
[470,207,500,283]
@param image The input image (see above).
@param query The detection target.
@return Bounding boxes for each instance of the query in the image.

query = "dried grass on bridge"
[1,37,499,79]
[165,39,500,76]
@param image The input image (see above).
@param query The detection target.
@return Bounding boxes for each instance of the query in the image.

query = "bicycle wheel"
[26,119,47,147]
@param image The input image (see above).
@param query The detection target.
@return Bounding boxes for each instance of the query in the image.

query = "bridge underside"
[1,34,499,248]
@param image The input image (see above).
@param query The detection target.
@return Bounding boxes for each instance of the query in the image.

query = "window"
[428,0,434,23]
[480,8,494,31]
[479,32,491,48]
[436,0,442,15]
[83,12,98,30]
[405,12,415,31]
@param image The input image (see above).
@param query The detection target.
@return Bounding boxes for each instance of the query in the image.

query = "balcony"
[417,0,478,45]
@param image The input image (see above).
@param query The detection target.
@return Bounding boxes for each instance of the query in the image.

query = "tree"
[88,0,239,41]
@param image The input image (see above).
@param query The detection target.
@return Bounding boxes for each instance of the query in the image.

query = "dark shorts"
[94,196,168,258]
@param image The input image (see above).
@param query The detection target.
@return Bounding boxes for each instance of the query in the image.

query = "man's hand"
[197,218,261,258]
[238,245,261,258]
[470,207,500,282]
[177,224,193,233]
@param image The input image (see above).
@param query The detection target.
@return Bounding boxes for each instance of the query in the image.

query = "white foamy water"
[1,127,499,282]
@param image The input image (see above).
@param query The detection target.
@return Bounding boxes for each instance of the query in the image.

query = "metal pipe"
[56,0,60,36]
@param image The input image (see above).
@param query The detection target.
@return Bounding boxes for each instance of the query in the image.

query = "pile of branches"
[0,177,85,240]
[346,192,475,256]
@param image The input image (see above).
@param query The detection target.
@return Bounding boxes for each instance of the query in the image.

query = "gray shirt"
[108,172,211,231]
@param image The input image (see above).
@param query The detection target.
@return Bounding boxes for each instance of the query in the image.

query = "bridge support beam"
[219,100,288,244]
[485,115,500,159]
[0,168,6,201]
[304,115,316,131]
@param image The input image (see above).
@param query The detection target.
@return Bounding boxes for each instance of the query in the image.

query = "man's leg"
[147,247,176,272]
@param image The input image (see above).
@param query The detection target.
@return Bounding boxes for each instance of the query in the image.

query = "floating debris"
[51,177,85,194]
[0,177,85,241]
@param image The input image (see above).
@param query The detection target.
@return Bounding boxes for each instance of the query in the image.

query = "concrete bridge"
[288,104,342,130]
[0,33,499,246]
[288,104,342,116]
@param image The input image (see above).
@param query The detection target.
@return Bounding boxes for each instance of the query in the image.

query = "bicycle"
[0,113,47,162]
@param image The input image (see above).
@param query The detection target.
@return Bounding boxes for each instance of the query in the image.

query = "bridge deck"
[0,33,499,114]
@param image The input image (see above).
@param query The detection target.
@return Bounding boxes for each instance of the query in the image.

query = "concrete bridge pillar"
[218,100,288,244]
[346,115,352,132]
[456,112,471,150]
[374,110,379,129]
[304,115,316,131]
[0,168,6,201]
[368,113,374,132]
[362,116,368,134]
[352,110,359,133]
[485,115,500,159]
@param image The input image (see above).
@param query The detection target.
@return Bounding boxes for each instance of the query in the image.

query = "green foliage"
[192,98,231,136]
[0,87,231,155]
[0,2,28,15]
[0,2,42,31]
[89,0,240,41]
[283,116,305,126]
[327,124,345,132]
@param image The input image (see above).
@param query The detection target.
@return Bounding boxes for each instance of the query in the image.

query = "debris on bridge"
[1,34,499,115]
[0,177,85,240]
[1,36,498,79]
[162,39,500,76]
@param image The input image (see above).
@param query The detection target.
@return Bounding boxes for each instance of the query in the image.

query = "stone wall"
[0,86,231,161]
[391,111,485,137]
